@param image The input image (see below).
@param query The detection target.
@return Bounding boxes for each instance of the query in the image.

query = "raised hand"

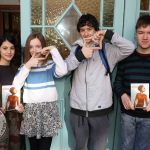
[81,38,101,59]
[41,46,56,55]
[81,39,94,59]
[25,52,46,69]
[41,46,50,56]
[121,93,134,110]
[92,30,106,49]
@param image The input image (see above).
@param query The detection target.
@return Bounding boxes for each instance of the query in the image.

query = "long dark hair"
[0,35,16,47]
[0,35,19,65]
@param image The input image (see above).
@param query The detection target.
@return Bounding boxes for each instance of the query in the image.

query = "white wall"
[0,0,19,5]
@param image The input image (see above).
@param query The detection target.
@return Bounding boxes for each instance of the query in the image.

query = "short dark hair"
[77,13,99,32]
[136,14,150,31]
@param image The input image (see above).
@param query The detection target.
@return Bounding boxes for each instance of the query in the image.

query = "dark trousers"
[28,137,52,150]
[70,112,110,150]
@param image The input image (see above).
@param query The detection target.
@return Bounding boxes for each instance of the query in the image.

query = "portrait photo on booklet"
[1,85,20,111]
[131,83,149,109]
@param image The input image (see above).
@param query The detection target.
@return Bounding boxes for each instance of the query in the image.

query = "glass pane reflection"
[31,28,42,33]
[140,12,149,16]
[75,0,100,21]
[103,0,114,27]
[140,0,149,10]
[57,7,80,46]
[46,0,71,25]
[45,28,70,59]
[31,0,42,25]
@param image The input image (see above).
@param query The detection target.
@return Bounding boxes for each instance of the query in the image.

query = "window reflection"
[31,0,42,25]
[140,0,149,10]
[57,7,80,45]
[45,28,70,59]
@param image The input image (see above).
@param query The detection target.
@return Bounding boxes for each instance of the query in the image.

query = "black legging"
[20,135,26,150]
[29,137,52,150]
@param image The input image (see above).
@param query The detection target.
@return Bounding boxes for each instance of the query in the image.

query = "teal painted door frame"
[20,0,141,149]
[123,0,140,41]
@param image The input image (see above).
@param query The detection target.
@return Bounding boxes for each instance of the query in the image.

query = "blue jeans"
[121,113,150,150]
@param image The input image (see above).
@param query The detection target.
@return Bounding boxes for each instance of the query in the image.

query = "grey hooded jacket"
[65,30,135,116]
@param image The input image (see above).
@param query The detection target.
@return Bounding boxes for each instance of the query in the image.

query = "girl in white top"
[13,33,67,150]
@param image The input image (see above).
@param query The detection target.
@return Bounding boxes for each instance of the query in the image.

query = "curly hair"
[77,13,99,32]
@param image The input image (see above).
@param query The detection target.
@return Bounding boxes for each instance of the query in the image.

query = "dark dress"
[0,65,25,150]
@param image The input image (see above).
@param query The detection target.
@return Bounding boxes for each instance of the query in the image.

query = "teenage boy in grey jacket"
[65,13,135,150]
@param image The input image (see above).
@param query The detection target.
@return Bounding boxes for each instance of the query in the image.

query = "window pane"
[46,0,71,25]
[140,0,149,10]
[31,28,42,33]
[140,12,150,16]
[103,0,114,27]
[31,0,42,25]
[57,7,80,45]
[45,28,70,59]
[75,0,100,21]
